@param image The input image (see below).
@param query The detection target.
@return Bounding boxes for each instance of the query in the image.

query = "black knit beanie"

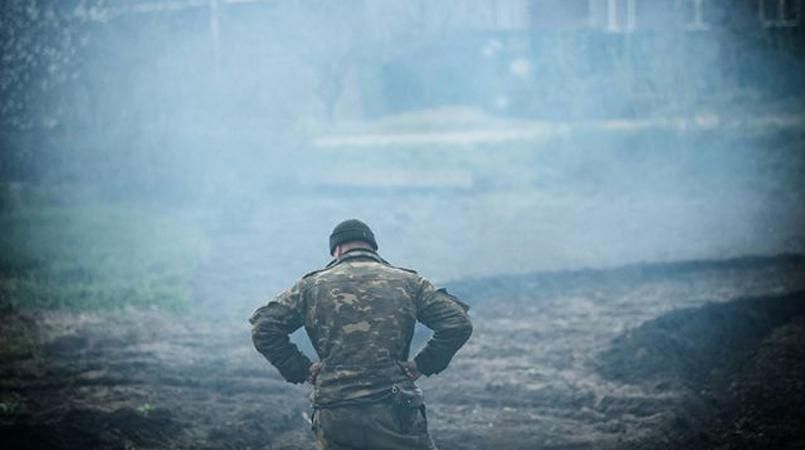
[329,219,378,255]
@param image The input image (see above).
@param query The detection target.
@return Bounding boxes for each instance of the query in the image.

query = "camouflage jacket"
[249,248,473,407]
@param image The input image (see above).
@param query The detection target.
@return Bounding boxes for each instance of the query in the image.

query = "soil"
[2,255,805,449]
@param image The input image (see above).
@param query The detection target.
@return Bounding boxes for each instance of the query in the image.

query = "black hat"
[329,219,378,255]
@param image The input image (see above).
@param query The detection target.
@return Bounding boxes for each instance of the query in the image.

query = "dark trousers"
[313,401,437,450]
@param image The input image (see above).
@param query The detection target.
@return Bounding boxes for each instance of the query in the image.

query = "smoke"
[1,0,803,303]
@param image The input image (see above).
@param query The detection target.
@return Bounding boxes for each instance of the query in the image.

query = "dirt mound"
[721,318,805,448]
[598,291,805,449]
[598,291,805,387]
[634,319,805,450]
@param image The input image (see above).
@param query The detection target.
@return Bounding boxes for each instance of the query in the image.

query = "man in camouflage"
[250,219,473,449]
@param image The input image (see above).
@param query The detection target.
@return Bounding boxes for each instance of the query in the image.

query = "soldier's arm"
[249,280,312,384]
[413,278,473,376]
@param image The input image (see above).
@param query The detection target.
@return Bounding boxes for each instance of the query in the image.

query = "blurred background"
[2,2,805,449]
[1,0,804,315]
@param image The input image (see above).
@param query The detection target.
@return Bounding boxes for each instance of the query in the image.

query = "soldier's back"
[304,251,421,406]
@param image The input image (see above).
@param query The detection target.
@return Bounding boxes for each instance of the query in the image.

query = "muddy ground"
[2,255,805,449]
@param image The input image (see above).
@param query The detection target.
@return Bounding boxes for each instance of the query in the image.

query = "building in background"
[2,1,803,149]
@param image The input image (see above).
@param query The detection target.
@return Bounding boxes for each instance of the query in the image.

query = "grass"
[0,204,208,311]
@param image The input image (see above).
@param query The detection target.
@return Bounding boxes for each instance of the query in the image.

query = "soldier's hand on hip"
[308,362,322,384]
[398,360,422,381]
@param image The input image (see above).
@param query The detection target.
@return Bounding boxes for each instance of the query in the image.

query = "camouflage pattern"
[250,248,473,440]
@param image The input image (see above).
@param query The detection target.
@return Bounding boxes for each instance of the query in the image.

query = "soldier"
[250,219,473,450]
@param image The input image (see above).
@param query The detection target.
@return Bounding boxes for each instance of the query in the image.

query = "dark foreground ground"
[2,255,804,449]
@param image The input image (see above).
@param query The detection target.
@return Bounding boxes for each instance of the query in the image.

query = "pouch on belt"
[390,382,425,433]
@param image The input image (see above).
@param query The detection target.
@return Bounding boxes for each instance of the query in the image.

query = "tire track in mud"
[2,255,804,449]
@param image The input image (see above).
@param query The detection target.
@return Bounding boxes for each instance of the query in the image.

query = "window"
[605,0,636,33]
[759,0,801,27]
[684,0,709,30]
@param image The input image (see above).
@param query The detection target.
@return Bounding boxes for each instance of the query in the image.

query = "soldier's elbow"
[456,318,473,344]
[251,325,278,354]
[251,332,267,355]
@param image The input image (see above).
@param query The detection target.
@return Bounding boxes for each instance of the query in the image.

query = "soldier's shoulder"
[389,264,418,275]
[302,259,338,280]
[301,258,343,280]
[429,287,471,312]
[302,266,333,280]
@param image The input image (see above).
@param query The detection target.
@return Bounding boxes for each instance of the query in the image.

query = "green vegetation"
[136,402,155,417]
[0,202,208,311]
